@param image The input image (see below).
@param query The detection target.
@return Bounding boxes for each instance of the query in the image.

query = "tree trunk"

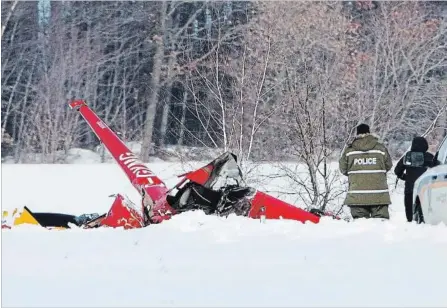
[178,90,188,146]
[140,1,168,162]
[159,98,170,147]
[157,51,177,149]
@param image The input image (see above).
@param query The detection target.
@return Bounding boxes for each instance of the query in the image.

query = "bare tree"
[1,0,19,39]
[242,1,351,210]
[140,2,251,161]
[1,2,39,161]
[2,1,445,166]
[165,10,282,178]
[344,2,447,147]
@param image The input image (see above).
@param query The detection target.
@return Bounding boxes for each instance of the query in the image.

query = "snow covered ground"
[2,162,447,307]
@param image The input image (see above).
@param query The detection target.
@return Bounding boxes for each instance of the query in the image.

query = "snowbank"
[2,163,446,307]
[3,213,447,307]
[1,144,226,164]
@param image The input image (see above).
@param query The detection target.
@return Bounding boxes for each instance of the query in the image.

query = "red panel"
[180,164,214,186]
[248,191,320,224]
[150,199,175,224]
[101,194,145,229]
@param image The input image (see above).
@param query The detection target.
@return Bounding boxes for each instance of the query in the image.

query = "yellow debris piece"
[13,208,40,226]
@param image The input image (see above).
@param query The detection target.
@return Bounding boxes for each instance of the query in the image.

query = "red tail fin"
[69,100,168,199]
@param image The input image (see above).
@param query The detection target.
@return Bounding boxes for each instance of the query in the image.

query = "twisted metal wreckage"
[2,100,340,230]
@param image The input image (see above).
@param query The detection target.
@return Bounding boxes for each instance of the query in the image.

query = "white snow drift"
[2,163,447,307]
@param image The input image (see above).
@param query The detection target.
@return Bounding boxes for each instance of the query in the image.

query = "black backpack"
[403,151,425,168]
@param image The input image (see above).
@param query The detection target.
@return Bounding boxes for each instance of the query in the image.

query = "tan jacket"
[339,133,392,206]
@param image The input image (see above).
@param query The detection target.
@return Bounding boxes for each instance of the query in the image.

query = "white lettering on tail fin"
[119,152,155,178]
[97,121,107,129]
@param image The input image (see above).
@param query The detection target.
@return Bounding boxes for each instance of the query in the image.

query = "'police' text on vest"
[353,157,377,165]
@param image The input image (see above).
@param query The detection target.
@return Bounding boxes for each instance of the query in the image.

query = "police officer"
[394,136,438,222]
[339,124,393,220]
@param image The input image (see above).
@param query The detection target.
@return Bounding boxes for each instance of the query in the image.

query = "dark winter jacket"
[394,137,437,194]
[339,133,393,206]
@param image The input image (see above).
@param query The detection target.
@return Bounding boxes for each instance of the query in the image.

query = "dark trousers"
[404,192,413,222]
[350,205,390,220]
